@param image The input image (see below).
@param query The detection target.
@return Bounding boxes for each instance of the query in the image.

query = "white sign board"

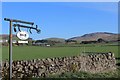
[18,41,28,43]
[17,31,29,40]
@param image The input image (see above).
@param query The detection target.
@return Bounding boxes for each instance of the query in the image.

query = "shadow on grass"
[116,57,120,60]
[116,57,120,66]
[116,63,120,66]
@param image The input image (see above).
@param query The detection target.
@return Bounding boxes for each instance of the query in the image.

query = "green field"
[2,44,119,60]
[2,44,120,78]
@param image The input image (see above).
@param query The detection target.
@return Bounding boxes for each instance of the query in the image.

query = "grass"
[1,43,120,78]
[49,69,120,78]
[2,44,119,60]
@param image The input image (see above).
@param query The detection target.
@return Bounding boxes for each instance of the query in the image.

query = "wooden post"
[9,21,12,79]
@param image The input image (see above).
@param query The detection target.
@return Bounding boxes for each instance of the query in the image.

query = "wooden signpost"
[4,18,40,80]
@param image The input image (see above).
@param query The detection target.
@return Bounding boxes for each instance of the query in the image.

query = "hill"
[0,32,119,42]
[69,32,119,42]
[0,34,16,40]
[0,34,32,40]
[44,37,65,43]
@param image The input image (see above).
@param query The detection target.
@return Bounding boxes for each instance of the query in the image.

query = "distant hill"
[44,38,65,43]
[0,34,32,40]
[69,32,119,42]
[0,34,16,40]
[0,32,119,42]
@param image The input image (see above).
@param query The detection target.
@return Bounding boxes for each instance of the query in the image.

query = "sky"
[1,2,118,40]
[1,0,120,2]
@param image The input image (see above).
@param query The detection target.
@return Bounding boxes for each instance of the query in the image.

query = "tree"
[97,38,105,43]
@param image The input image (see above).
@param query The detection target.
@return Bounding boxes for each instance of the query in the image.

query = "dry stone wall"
[2,52,116,78]
[0,61,2,79]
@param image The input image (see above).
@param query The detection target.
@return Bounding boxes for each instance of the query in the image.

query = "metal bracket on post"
[4,18,41,79]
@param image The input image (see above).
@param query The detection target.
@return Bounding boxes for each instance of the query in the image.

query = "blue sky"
[2,2,118,40]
